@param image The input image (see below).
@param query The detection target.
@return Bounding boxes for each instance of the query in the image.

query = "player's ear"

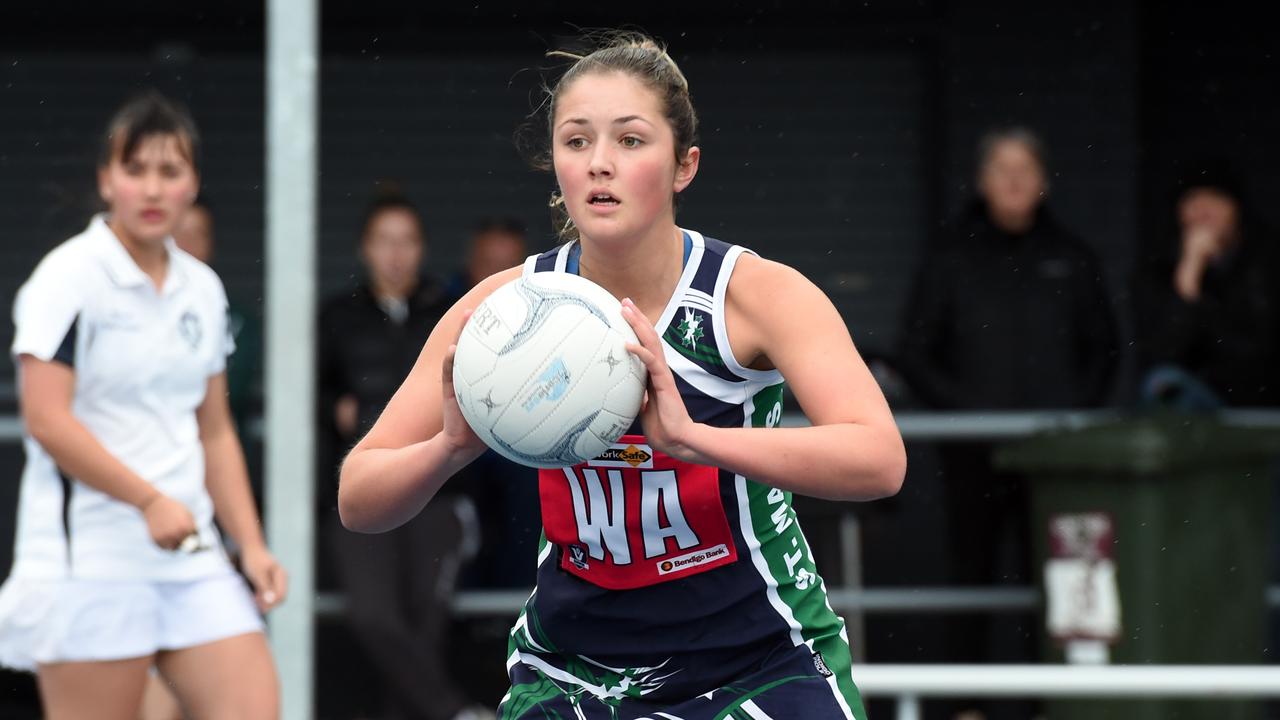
[674,146,699,193]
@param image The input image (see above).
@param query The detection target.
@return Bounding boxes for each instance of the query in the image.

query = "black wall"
[5,1,1273,392]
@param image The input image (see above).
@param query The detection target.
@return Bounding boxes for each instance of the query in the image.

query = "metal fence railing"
[855,665,1280,720]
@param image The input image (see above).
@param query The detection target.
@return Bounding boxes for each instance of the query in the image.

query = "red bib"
[539,435,739,590]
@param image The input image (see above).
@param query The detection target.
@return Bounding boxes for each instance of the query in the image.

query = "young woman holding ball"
[339,33,904,719]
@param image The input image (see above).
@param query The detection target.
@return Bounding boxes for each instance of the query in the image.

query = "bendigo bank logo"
[656,544,729,576]
[593,444,653,468]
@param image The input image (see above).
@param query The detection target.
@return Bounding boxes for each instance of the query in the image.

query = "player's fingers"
[624,341,657,368]
[625,339,681,404]
[620,300,666,362]
[453,309,473,343]
[444,310,474,388]
[443,344,458,386]
[265,563,288,608]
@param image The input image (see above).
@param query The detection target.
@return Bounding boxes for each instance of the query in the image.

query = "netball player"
[0,92,286,720]
[338,34,905,719]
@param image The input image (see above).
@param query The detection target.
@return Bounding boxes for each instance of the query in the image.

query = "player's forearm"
[680,422,906,501]
[201,425,266,551]
[338,435,484,533]
[25,408,158,509]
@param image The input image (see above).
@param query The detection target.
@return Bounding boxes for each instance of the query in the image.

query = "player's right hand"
[441,309,488,457]
[142,493,198,550]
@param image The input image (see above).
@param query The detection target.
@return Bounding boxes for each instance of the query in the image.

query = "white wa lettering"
[566,469,631,564]
[640,470,700,559]
[567,469,702,564]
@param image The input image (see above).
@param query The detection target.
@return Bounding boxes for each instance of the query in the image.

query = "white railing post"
[897,694,922,720]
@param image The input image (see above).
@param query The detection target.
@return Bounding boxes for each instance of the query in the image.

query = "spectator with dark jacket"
[1133,161,1280,409]
[898,130,1117,410]
[318,192,490,720]
[897,127,1119,720]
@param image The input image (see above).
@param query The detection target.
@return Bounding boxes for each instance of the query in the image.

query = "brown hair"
[98,90,201,172]
[524,31,699,241]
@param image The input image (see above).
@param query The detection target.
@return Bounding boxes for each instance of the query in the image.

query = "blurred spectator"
[896,127,1118,720]
[444,219,540,590]
[319,192,489,720]
[1133,161,1280,410]
[898,128,1118,410]
[444,216,529,303]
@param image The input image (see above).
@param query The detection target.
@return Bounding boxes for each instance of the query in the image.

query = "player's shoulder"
[727,252,811,298]
[40,226,102,271]
[21,226,107,297]
[724,251,828,348]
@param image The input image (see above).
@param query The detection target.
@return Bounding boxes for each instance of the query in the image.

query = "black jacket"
[896,203,1119,410]
[1133,225,1280,407]
[318,277,451,438]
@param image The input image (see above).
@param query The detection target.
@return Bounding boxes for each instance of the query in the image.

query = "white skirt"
[0,571,264,671]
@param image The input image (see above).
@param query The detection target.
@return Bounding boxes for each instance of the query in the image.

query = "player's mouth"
[140,209,167,223]
[587,190,620,207]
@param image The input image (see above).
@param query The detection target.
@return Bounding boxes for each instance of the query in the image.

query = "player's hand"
[442,310,489,457]
[620,298,701,462]
[141,493,198,550]
[240,544,288,613]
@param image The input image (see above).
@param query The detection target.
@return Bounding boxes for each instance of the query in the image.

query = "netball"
[452,272,646,468]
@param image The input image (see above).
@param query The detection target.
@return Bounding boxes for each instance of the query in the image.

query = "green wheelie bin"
[996,413,1280,720]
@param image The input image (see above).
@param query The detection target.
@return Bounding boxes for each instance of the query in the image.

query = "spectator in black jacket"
[897,127,1118,720]
[898,130,1117,410]
[1133,161,1280,409]
[319,193,490,720]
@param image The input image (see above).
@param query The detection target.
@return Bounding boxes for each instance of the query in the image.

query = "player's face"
[978,139,1046,222]
[97,133,199,247]
[552,71,696,244]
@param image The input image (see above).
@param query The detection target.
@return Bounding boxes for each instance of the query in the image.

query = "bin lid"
[994,412,1280,475]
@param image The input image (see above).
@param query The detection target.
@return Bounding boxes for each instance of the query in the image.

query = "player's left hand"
[240,544,289,613]
[620,298,702,462]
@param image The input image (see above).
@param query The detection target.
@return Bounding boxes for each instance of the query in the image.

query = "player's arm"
[19,355,198,548]
[338,266,523,533]
[624,256,905,501]
[197,371,287,610]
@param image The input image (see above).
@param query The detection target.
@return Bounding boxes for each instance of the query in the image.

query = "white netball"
[452,272,647,468]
